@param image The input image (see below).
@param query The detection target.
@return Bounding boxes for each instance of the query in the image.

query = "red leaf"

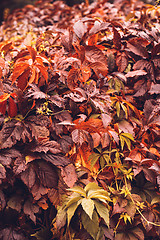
[36,64,48,82]
[26,45,37,62]
[10,63,29,85]
[17,68,30,91]
[0,41,13,53]
[8,96,17,118]
[0,69,2,79]
[113,26,121,50]
[28,67,36,84]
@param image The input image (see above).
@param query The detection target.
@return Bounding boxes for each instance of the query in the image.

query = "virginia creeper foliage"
[0,0,160,239]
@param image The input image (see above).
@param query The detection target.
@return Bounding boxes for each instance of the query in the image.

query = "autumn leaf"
[10,46,50,91]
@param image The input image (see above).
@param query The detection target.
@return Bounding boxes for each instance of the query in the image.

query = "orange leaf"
[38,198,48,210]
[36,64,48,82]
[28,67,36,84]
[88,34,98,46]
[74,118,104,135]
[0,41,13,53]
[0,92,10,102]
[10,63,29,85]
[0,93,8,115]
[75,143,99,173]
[26,45,37,62]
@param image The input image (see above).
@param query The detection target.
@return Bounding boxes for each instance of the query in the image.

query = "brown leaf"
[7,195,23,213]
[31,140,62,154]
[31,180,48,201]
[73,21,87,39]
[67,67,79,90]
[126,70,147,78]
[37,160,58,188]
[0,164,6,181]
[0,189,6,210]
[101,113,112,128]
[149,83,160,95]
[21,164,36,189]
[89,61,108,76]
[89,22,110,35]
[151,43,160,57]
[127,40,149,58]
[48,188,60,206]
[60,163,77,188]
[116,51,128,72]
[133,79,147,97]
[23,198,39,223]
[41,152,70,166]
[0,228,27,240]
[85,45,108,65]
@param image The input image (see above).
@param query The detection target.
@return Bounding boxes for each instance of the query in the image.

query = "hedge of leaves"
[0,0,160,239]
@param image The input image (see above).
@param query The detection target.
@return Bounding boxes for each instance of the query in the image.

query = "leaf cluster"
[0,0,159,239]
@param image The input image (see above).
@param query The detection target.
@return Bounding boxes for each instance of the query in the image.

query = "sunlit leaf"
[81,198,94,219]
[94,200,110,227]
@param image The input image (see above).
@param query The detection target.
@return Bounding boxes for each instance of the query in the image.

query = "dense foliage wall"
[0,0,160,239]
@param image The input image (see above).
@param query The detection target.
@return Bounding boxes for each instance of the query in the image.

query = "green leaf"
[94,200,110,227]
[65,195,82,209]
[151,196,160,205]
[31,227,52,240]
[84,182,101,194]
[119,135,125,150]
[116,101,120,117]
[99,156,106,168]
[81,210,99,239]
[121,133,134,141]
[121,103,128,119]
[68,186,86,197]
[90,194,111,202]
[81,198,94,219]
[88,189,110,199]
[67,202,79,226]
[88,153,100,169]
[103,154,110,164]
[119,133,134,150]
